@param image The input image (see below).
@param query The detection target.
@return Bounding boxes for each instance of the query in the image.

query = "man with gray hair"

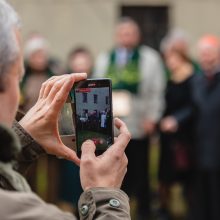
[0,0,131,219]
[188,35,220,220]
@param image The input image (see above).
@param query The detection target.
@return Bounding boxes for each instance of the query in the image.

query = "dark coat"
[192,72,220,170]
[159,74,195,183]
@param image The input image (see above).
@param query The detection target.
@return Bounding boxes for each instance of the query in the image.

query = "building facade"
[9,0,220,61]
[75,87,109,116]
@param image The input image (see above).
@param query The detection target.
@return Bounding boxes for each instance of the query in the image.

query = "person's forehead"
[117,23,139,33]
[199,45,219,54]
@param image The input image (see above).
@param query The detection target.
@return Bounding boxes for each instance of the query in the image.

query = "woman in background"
[158,49,196,219]
[21,34,57,112]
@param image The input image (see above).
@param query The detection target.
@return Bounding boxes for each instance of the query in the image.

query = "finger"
[48,79,75,117]
[49,73,87,116]
[61,145,80,165]
[114,118,131,148]
[47,76,72,103]
[44,73,86,102]
[42,75,70,99]
[69,72,87,83]
[38,75,66,100]
[81,140,96,162]
[106,118,131,157]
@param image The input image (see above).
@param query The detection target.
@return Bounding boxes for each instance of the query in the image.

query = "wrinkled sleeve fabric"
[0,189,76,220]
[78,188,131,220]
[12,121,45,175]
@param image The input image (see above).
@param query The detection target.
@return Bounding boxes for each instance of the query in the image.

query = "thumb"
[81,140,96,161]
[59,145,80,165]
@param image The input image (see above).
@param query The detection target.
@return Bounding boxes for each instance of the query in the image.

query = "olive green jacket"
[0,122,130,220]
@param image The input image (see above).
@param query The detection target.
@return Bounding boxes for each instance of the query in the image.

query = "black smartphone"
[70,79,114,157]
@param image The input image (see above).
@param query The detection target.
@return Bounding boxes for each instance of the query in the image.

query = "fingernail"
[81,72,87,77]
[84,139,93,144]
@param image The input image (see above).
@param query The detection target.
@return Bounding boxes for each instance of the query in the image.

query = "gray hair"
[116,17,140,32]
[160,28,190,54]
[0,0,21,91]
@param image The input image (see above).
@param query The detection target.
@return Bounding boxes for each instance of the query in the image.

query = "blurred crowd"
[21,17,220,220]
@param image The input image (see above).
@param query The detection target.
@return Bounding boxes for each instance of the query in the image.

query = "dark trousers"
[189,170,220,220]
[122,137,150,219]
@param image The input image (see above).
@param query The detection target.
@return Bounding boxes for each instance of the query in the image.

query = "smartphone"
[70,79,114,157]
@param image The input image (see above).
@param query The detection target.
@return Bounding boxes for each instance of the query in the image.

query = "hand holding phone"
[20,73,87,165]
[80,118,131,190]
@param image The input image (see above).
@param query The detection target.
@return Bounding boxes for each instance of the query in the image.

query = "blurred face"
[116,23,140,49]
[0,29,24,126]
[69,53,93,75]
[165,51,184,73]
[28,49,48,71]
[198,46,220,73]
[172,40,188,55]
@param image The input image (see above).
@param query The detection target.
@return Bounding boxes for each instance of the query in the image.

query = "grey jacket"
[94,45,165,139]
[0,122,130,220]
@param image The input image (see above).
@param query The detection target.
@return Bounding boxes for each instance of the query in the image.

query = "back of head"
[0,0,20,91]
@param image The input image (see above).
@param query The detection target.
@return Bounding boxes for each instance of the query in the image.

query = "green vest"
[106,48,141,94]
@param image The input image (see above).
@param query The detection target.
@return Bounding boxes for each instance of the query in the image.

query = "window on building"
[94,94,98,104]
[82,93,87,103]
[106,96,109,105]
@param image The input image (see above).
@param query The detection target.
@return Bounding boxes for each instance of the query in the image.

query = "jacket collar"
[0,124,31,192]
[0,124,21,163]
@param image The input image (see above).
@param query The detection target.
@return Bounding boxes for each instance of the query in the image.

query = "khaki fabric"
[79,188,131,220]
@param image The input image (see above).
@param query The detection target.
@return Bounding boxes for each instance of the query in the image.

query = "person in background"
[58,47,94,216]
[189,35,220,220]
[67,47,93,77]
[158,48,197,219]
[20,34,55,112]
[161,28,201,80]
[94,17,165,219]
[0,1,131,219]
[20,35,60,202]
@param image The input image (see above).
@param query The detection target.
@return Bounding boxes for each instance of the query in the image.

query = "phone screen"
[70,79,113,156]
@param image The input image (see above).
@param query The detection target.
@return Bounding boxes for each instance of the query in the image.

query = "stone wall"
[8,0,220,61]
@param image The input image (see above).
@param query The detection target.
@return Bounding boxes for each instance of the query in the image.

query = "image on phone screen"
[70,79,113,155]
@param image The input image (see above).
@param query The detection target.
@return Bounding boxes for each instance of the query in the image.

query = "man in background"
[94,17,165,219]
[189,35,220,220]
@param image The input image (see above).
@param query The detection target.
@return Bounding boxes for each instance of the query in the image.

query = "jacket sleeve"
[12,120,46,175]
[78,188,131,220]
[0,188,130,220]
[0,189,77,220]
